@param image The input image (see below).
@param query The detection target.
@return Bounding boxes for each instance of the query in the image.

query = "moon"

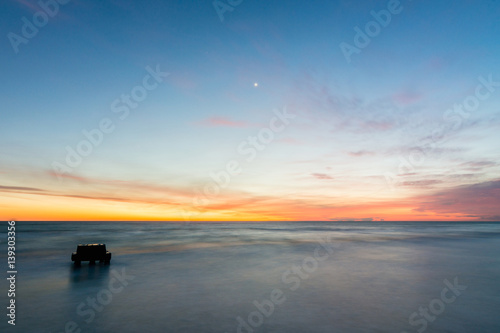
[254,82,259,87]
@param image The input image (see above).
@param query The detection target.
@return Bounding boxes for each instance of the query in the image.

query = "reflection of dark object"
[71,244,111,265]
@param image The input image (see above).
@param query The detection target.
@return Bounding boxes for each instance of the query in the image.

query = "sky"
[1,0,499,221]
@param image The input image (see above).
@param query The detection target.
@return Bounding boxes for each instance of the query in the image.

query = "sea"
[1,221,499,333]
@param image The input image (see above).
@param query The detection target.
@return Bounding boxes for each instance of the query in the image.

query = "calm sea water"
[1,221,500,333]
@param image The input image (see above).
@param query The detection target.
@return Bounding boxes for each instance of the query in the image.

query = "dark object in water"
[71,243,111,265]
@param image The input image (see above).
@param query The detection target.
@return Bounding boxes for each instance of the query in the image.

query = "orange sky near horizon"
[2,173,497,221]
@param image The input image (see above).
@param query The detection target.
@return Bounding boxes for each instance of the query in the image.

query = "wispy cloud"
[348,150,375,157]
[2,181,185,208]
[0,185,44,192]
[311,173,334,180]
[392,91,422,105]
[460,161,497,171]
[290,70,403,134]
[47,171,89,183]
[414,179,500,220]
[198,116,249,128]
[401,179,443,188]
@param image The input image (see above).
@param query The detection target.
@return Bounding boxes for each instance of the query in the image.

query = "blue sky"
[1,0,500,221]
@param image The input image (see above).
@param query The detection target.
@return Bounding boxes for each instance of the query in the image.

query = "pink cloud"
[427,56,447,71]
[401,179,443,188]
[361,120,394,131]
[392,91,422,105]
[311,173,334,180]
[414,179,500,220]
[46,170,194,198]
[198,116,249,128]
[47,171,89,183]
[461,161,497,171]
[170,73,197,91]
